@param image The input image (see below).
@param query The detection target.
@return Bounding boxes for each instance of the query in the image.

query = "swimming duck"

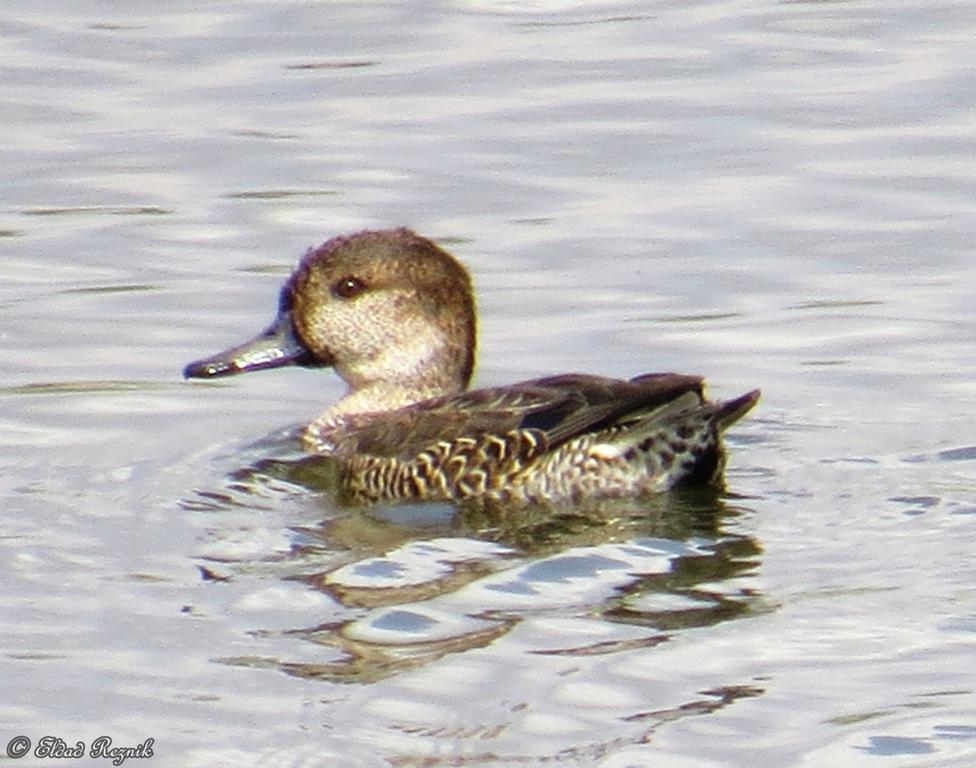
[184,228,759,504]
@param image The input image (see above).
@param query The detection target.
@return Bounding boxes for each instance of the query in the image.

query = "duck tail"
[592,387,758,490]
[713,389,761,432]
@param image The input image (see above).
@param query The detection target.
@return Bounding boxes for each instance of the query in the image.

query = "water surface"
[2,1,975,766]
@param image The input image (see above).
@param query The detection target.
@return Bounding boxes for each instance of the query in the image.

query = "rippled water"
[3,1,976,766]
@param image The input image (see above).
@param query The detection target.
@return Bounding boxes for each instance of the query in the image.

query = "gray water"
[3,1,976,766]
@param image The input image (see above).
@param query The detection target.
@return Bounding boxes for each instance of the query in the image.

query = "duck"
[184,228,759,505]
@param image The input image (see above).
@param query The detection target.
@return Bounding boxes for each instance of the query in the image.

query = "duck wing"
[329,372,707,460]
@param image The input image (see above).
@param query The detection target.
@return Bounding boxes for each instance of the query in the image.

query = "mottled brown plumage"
[184,228,759,505]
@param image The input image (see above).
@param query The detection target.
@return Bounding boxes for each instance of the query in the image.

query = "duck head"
[184,228,477,410]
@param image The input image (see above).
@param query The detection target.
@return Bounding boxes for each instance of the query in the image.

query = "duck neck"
[302,375,462,453]
[334,321,471,413]
[338,376,460,417]
[302,319,474,451]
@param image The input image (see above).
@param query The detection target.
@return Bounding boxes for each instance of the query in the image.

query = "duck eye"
[332,276,366,299]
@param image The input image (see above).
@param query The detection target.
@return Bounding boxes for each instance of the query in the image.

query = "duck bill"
[183,311,320,379]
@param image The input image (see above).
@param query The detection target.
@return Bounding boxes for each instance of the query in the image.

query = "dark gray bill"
[183,310,317,379]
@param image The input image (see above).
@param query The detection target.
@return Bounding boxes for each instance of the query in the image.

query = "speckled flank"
[184,228,760,505]
[342,429,547,503]
[337,391,754,505]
